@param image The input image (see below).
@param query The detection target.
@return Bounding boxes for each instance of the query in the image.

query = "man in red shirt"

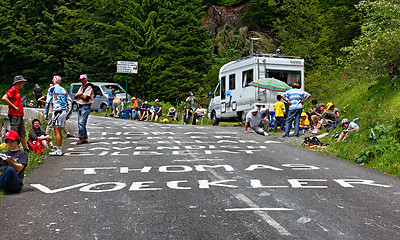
[2,75,29,151]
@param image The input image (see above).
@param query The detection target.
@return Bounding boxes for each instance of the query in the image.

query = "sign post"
[117,61,138,102]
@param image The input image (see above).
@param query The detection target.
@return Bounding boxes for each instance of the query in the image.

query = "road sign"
[117,61,138,74]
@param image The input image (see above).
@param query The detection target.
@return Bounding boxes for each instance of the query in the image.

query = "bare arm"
[6,157,24,173]
[2,94,19,112]
[244,121,249,133]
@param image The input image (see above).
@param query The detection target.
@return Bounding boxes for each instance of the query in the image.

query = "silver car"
[69,82,132,112]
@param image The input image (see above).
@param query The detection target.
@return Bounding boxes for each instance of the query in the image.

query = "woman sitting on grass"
[337,118,359,142]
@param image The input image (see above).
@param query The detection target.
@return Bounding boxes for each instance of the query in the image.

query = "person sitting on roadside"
[134,99,143,119]
[150,99,162,121]
[105,88,116,117]
[27,100,35,108]
[244,107,269,136]
[326,102,340,118]
[183,102,195,125]
[21,96,27,107]
[307,99,321,126]
[112,97,124,118]
[140,101,150,121]
[28,119,52,152]
[299,112,311,133]
[311,103,338,133]
[120,98,138,119]
[192,103,207,125]
[0,130,29,193]
[167,107,178,121]
[337,118,359,142]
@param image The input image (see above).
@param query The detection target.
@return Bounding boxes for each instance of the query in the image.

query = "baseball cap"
[326,102,333,109]
[13,75,27,85]
[144,101,148,104]
[79,74,87,80]
[250,107,258,113]
[341,118,349,126]
[131,96,136,101]
[301,112,307,117]
[53,75,62,82]
[292,82,300,88]
[5,130,20,141]
[155,99,159,102]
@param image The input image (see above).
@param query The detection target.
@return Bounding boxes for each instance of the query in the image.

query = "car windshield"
[101,85,125,94]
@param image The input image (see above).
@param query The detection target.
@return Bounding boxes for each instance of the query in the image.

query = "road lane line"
[225,208,293,212]
[173,159,224,162]
[207,169,293,236]
[177,133,293,236]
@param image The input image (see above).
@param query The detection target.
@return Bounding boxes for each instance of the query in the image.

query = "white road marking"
[225,208,293,212]
[173,159,224,162]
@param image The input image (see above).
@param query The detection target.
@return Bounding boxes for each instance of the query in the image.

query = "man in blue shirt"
[281,82,310,137]
[105,88,116,117]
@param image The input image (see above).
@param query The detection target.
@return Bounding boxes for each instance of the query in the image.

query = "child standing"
[274,95,285,132]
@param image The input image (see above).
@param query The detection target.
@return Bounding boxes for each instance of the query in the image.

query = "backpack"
[303,137,328,148]
[28,140,44,154]
[81,83,97,101]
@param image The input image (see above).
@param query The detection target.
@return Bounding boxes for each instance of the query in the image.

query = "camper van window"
[266,69,301,86]
[101,85,126,94]
[221,76,226,100]
[229,74,235,90]
[242,69,253,88]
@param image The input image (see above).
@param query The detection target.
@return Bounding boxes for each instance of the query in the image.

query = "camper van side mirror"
[208,90,213,98]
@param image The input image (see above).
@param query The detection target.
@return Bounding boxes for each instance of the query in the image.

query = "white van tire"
[211,111,219,126]
[72,102,78,112]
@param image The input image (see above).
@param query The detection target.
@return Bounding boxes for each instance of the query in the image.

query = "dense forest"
[0,0,399,102]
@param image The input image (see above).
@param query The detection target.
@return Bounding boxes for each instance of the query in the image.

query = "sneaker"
[312,129,319,134]
[263,132,269,136]
[282,134,288,138]
[49,149,63,156]
[82,138,89,144]
[76,139,83,145]
[67,134,75,138]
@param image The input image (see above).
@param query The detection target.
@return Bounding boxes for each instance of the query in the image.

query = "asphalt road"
[1,113,399,240]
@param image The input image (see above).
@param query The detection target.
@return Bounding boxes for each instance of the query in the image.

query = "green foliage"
[343,0,400,76]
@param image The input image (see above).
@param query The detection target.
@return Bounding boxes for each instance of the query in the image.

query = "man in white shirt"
[244,107,269,136]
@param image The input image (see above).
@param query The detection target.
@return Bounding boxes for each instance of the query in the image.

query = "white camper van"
[208,53,305,126]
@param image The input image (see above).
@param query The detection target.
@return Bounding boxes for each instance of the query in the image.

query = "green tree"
[343,0,400,79]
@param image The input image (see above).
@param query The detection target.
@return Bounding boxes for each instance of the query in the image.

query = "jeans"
[284,108,302,137]
[274,117,285,131]
[78,104,91,139]
[0,166,22,193]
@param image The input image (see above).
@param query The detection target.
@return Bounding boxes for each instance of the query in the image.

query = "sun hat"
[30,100,34,103]
[79,74,87,80]
[326,102,333,110]
[169,107,175,113]
[13,75,27,85]
[301,112,307,117]
[5,130,20,141]
[341,118,350,126]
[131,96,136,101]
[144,101,148,104]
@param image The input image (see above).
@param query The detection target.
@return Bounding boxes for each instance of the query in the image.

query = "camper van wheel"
[239,112,246,123]
[211,111,219,126]
[72,102,78,112]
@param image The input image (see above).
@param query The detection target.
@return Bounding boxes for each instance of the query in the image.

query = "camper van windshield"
[101,85,126,94]
[266,69,301,86]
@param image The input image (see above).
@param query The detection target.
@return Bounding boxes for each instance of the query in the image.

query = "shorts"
[107,102,112,109]
[8,115,26,137]
[53,110,67,128]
